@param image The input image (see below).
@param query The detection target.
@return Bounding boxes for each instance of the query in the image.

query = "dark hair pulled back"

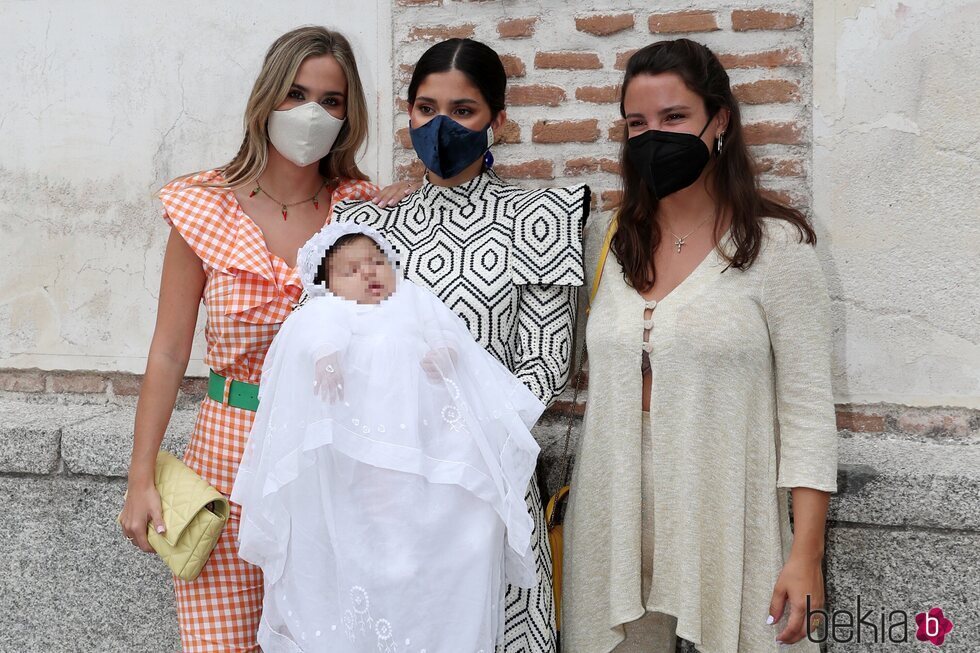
[407,38,506,117]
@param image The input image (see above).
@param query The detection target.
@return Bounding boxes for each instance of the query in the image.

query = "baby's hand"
[314,353,344,403]
[421,347,458,381]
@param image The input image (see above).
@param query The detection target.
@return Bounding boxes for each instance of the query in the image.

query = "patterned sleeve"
[508,183,589,405]
[513,283,578,406]
[510,184,590,286]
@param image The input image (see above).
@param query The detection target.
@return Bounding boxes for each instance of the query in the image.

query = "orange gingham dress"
[159,170,377,652]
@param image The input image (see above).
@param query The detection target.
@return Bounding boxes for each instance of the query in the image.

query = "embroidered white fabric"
[232,222,544,652]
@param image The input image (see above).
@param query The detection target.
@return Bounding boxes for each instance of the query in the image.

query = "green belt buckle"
[207,369,260,412]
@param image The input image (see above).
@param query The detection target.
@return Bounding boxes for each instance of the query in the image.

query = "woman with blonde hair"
[118,26,410,651]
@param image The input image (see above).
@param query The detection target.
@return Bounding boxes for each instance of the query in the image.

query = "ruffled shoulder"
[504,182,591,286]
[330,177,379,206]
[158,169,240,272]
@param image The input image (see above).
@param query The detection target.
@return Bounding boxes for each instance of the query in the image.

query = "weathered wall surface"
[813,0,980,407]
[0,0,393,376]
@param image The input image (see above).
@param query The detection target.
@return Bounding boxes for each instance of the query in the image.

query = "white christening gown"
[231,277,544,653]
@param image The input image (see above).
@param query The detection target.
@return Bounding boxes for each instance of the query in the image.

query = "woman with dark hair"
[328,37,590,653]
[562,39,838,652]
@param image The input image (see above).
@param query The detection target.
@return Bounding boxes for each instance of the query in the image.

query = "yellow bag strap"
[546,486,571,529]
[587,214,618,315]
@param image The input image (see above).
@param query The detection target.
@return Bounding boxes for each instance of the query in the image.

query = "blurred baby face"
[326,235,396,305]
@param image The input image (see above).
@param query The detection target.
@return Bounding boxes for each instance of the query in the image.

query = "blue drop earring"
[484,150,494,169]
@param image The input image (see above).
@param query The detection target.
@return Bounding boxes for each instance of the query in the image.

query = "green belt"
[207,369,260,412]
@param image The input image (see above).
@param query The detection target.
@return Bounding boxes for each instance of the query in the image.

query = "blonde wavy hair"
[194,26,370,189]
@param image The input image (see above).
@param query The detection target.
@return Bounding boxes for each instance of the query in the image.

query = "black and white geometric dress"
[331,169,590,653]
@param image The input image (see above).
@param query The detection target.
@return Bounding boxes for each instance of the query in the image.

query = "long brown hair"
[185,26,369,190]
[615,39,814,292]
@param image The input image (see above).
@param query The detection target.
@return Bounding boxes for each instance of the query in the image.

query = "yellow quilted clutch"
[118,450,229,581]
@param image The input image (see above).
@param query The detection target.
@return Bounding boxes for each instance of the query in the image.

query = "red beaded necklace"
[249,178,328,220]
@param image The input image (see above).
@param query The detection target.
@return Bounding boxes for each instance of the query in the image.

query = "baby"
[232,222,544,653]
[308,230,454,401]
[313,231,396,305]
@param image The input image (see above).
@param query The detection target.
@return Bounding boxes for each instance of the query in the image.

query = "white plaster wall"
[0,0,393,375]
[813,0,980,408]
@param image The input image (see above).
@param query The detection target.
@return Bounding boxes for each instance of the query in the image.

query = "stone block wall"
[2,372,979,650]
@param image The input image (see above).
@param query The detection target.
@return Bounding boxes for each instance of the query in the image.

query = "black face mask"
[626,118,713,200]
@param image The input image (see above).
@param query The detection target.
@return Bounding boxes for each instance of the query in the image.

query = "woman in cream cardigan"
[562,39,838,653]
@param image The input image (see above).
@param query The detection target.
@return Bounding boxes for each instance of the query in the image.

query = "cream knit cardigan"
[562,214,839,653]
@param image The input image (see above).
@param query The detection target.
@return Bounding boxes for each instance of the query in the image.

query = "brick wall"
[0,368,205,406]
[391,0,811,213]
[3,367,975,445]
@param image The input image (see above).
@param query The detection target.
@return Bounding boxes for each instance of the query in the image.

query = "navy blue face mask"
[409,115,494,180]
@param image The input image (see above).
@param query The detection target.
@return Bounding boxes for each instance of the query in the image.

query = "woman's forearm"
[788,487,830,561]
[128,351,189,487]
[128,228,204,488]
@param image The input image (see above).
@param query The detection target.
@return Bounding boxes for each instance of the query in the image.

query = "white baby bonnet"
[296,221,402,298]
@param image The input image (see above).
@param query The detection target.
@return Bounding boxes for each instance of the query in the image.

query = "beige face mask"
[268,102,346,167]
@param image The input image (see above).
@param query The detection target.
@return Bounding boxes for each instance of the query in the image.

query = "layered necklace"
[249,178,329,220]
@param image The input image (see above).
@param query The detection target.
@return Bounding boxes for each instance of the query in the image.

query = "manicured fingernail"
[775,640,783,645]
[156,524,166,533]
[766,615,775,625]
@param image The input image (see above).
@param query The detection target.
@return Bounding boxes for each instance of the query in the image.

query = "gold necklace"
[666,216,711,253]
[249,178,329,221]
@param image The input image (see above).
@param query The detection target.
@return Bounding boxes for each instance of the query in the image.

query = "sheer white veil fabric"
[232,221,545,653]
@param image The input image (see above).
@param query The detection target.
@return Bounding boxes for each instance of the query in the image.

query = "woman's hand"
[769,553,825,645]
[119,479,166,553]
[371,179,420,207]
[314,353,345,403]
